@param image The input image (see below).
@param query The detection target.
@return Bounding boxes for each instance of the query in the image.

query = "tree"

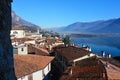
[63,35,71,47]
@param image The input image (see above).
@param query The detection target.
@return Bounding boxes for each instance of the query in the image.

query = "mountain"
[54,18,120,33]
[12,11,40,32]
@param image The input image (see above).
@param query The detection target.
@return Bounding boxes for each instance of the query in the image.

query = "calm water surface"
[71,36,120,57]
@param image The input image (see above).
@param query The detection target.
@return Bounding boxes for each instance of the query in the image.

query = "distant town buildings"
[11,30,25,38]
[10,29,120,80]
[10,28,64,80]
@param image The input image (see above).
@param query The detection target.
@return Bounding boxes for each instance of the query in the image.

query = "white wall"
[18,46,28,55]
[18,76,28,80]
[31,34,42,38]
[44,64,49,76]
[11,30,25,38]
[49,63,51,72]
[73,53,95,62]
[32,63,51,80]
[13,45,28,55]
[33,70,43,80]
[24,40,35,45]
[17,62,52,80]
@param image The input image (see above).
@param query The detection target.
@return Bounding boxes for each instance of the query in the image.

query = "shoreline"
[70,33,120,37]
[69,35,120,57]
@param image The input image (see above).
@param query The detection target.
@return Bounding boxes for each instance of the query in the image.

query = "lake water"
[71,36,120,57]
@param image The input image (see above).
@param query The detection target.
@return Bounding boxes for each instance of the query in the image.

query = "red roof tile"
[28,44,49,55]
[55,46,90,61]
[60,57,107,80]
[12,38,34,44]
[14,54,54,78]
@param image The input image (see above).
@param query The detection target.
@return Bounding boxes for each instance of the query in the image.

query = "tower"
[0,0,17,79]
[37,28,40,34]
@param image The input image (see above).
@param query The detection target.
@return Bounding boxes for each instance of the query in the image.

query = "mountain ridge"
[12,11,39,27]
[53,18,120,33]
[12,11,40,32]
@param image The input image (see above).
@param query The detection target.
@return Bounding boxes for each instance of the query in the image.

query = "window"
[13,31,18,34]
[21,48,24,51]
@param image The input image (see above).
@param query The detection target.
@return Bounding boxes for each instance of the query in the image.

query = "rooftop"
[55,46,90,61]
[12,38,34,43]
[14,54,54,78]
[60,57,107,80]
[28,44,49,55]
[101,59,120,79]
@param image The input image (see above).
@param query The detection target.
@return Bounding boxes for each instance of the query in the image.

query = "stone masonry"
[0,0,17,80]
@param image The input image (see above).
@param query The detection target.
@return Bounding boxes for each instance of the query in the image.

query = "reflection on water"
[71,36,120,57]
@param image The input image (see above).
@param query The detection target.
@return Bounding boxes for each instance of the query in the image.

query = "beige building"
[11,30,25,38]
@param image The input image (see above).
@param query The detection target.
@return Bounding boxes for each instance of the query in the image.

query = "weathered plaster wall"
[0,0,17,80]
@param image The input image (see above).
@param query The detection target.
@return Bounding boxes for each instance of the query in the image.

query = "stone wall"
[0,0,17,80]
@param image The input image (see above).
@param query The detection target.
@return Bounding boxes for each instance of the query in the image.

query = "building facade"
[13,44,28,55]
[11,30,25,38]
[17,63,51,80]
[14,54,54,80]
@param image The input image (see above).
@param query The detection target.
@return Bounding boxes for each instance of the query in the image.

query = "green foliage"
[63,35,71,46]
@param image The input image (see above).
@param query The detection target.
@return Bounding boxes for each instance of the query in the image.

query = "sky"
[12,0,120,28]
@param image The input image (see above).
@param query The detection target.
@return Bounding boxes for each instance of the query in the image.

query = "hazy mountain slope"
[64,20,105,32]
[12,11,38,27]
[57,18,120,33]
[12,11,40,32]
[96,18,120,33]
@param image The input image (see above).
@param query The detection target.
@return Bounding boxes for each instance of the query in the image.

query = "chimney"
[102,51,105,58]
[88,46,91,52]
[71,43,74,46]
[108,53,111,58]
[82,44,85,48]
[107,53,111,59]
[106,61,110,68]
[37,28,40,34]
[69,68,72,76]
[86,46,89,51]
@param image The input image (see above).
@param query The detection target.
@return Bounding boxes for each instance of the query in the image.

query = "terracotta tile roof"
[28,44,49,55]
[75,56,99,67]
[60,57,107,80]
[12,26,23,30]
[12,38,34,43]
[14,54,54,78]
[101,60,120,79]
[45,39,56,45]
[102,58,120,67]
[55,46,90,61]
[46,38,63,43]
